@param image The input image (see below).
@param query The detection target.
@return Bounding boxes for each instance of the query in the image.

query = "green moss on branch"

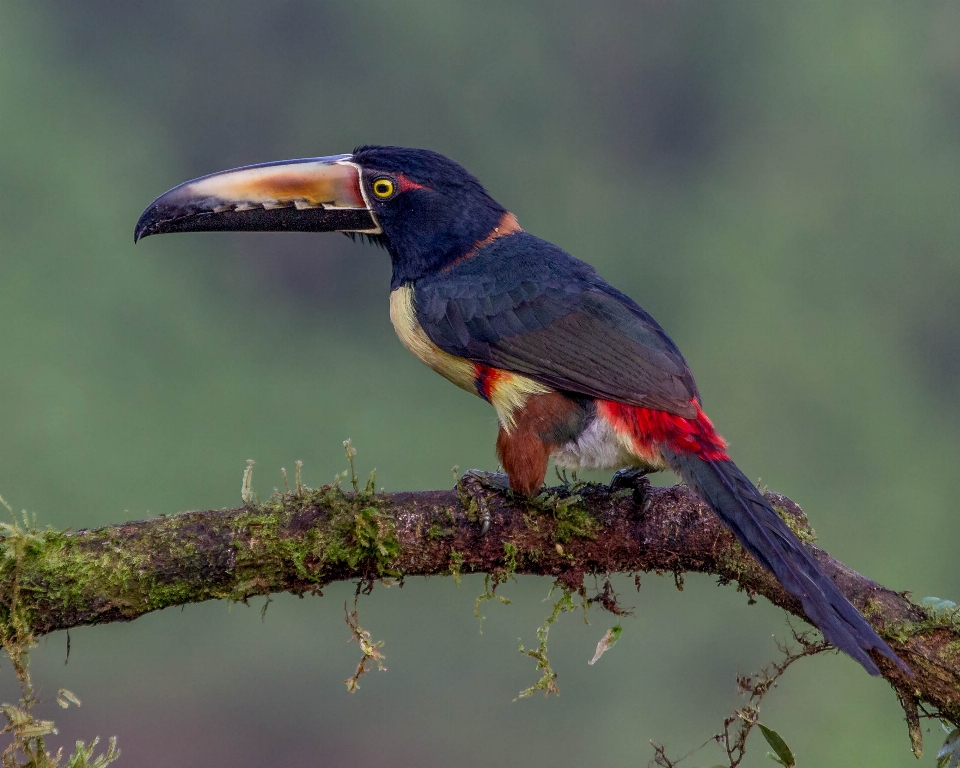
[0,475,957,742]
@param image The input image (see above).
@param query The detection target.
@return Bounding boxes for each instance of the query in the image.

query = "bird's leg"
[609,466,653,514]
[458,469,511,535]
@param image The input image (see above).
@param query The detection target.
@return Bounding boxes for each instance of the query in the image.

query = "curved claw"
[458,469,510,535]
[609,467,653,513]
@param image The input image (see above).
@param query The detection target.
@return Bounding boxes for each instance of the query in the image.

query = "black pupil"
[377,182,390,194]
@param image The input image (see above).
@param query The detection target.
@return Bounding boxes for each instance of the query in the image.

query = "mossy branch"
[1,472,959,750]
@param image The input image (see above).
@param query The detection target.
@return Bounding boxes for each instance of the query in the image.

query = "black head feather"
[352,146,507,288]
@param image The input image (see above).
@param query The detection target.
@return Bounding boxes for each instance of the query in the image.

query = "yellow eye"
[372,178,395,198]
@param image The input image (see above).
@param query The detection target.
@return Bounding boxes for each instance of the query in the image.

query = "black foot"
[458,469,511,535]
[609,467,652,513]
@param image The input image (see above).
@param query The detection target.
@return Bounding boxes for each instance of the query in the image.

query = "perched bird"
[136,146,905,676]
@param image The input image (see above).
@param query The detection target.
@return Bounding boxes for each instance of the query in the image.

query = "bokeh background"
[2,2,959,766]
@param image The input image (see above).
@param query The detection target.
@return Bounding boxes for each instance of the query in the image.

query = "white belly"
[552,415,664,472]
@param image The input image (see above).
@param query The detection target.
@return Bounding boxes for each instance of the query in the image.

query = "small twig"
[650,628,830,768]
[343,599,386,693]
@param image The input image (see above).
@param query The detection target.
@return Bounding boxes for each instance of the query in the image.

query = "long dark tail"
[664,449,906,676]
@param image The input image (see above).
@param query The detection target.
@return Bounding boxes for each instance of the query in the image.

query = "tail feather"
[664,449,907,676]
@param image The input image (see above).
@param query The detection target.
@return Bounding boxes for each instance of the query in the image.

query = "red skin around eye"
[396,173,423,193]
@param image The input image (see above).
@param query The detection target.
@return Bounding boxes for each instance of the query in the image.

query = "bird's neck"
[387,207,516,288]
[439,213,522,273]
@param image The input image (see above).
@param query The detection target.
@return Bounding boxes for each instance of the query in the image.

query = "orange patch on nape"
[471,212,522,252]
[496,392,589,496]
[598,399,729,463]
[442,212,523,272]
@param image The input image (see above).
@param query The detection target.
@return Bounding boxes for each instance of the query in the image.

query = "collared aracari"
[136,146,906,677]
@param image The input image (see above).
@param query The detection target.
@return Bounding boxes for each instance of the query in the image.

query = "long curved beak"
[134,154,379,242]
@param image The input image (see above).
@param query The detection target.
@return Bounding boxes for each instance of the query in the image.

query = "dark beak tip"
[134,206,154,243]
[134,203,169,243]
[133,219,150,244]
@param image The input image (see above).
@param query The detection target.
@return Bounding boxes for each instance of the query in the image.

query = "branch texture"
[1,474,958,732]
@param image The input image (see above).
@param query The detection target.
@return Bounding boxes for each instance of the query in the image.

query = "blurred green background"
[2,2,959,765]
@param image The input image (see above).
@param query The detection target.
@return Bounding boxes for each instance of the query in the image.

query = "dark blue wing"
[413,233,700,418]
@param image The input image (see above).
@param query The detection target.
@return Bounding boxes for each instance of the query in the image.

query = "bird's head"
[135,146,511,285]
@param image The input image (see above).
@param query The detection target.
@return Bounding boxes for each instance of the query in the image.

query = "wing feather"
[414,233,700,418]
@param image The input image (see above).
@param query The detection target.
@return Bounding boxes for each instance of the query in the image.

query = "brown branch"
[1,474,958,742]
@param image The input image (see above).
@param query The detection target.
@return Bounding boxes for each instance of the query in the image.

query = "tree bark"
[1,474,957,738]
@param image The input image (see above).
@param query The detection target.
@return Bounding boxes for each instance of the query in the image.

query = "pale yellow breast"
[388,285,550,431]
[389,284,476,393]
